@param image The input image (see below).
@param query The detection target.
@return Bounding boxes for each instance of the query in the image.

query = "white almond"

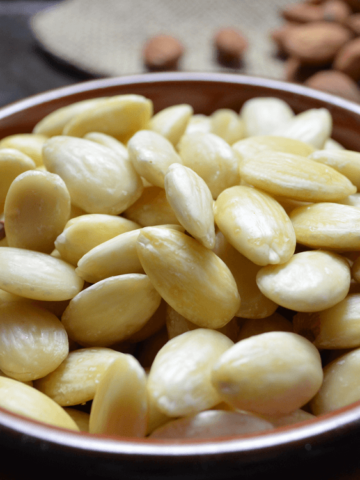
[273,108,332,149]
[34,347,124,406]
[178,132,240,198]
[43,136,143,215]
[309,149,360,190]
[147,329,233,417]
[256,250,351,312]
[149,104,193,146]
[89,355,147,437]
[240,97,294,137]
[136,227,240,329]
[62,94,153,143]
[212,331,323,416]
[5,170,70,254]
[0,302,68,381]
[214,186,296,266]
[61,274,161,347]
[128,130,182,188]
[0,247,83,301]
[0,376,79,430]
[165,163,215,249]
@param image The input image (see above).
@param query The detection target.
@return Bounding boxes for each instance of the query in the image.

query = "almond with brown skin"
[346,13,360,35]
[305,70,360,102]
[143,35,184,71]
[0,221,5,242]
[271,23,299,57]
[214,28,248,67]
[334,37,360,80]
[282,3,324,23]
[283,21,352,65]
[323,0,352,23]
[285,57,322,82]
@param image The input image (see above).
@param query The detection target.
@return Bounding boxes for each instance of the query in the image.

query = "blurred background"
[2,0,360,108]
[0,0,292,107]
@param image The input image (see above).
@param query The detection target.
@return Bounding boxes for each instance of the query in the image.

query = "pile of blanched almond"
[1,94,360,440]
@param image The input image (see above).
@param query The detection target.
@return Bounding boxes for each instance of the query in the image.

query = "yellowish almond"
[136,227,240,329]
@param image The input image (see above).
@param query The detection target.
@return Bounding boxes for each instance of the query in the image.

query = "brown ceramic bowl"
[1,72,360,480]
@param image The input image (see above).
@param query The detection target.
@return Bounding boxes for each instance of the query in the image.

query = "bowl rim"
[1,71,360,465]
[2,399,360,457]
[1,71,360,121]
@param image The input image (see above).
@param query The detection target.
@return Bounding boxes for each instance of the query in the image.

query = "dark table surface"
[0,0,94,109]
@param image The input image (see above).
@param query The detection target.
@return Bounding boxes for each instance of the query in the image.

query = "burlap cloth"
[30,0,297,79]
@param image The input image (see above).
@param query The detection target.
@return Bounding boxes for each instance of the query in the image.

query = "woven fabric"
[30,0,297,79]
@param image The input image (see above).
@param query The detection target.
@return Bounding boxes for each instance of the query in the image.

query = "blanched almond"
[128,130,182,188]
[76,229,144,283]
[124,186,180,226]
[184,114,212,135]
[309,149,360,190]
[147,329,233,417]
[256,250,350,312]
[214,232,278,318]
[55,214,139,266]
[311,348,360,415]
[62,274,161,347]
[240,97,294,137]
[211,332,323,416]
[164,163,215,249]
[260,409,315,428]
[0,302,68,381]
[273,108,332,149]
[62,95,153,143]
[84,131,129,160]
[0,134,47,167]
[64,408,89,432]
[177,132,240,198]
[150,410,273,439]
[0,376,79,431]
[294,293,360,349]
[214,186,296,266]
[136,227,240,329]
[338,193,360,208]
[33,97,107,137]
[324,138,345,151]
[128,299,167,344]
[76,225,182,284]
[290,203,360,250]
[34,347,124,406]
[89,355,147,437]
[149,104,193,146]
[0,149,36,212]
[4,170,71,254]
[210,108,245,145]
[43,136,143,215]
[232,135,315,165]
[239,152,356,202]
[0,247,83,301]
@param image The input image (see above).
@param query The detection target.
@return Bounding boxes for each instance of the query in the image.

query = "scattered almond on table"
[271,0,360,102]
[143,35,184,71]
[213,28,248,67]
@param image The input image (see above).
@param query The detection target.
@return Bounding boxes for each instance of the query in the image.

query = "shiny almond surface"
[136,227,240,329]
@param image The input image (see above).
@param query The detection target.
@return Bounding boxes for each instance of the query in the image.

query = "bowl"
[1,72,360,480]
